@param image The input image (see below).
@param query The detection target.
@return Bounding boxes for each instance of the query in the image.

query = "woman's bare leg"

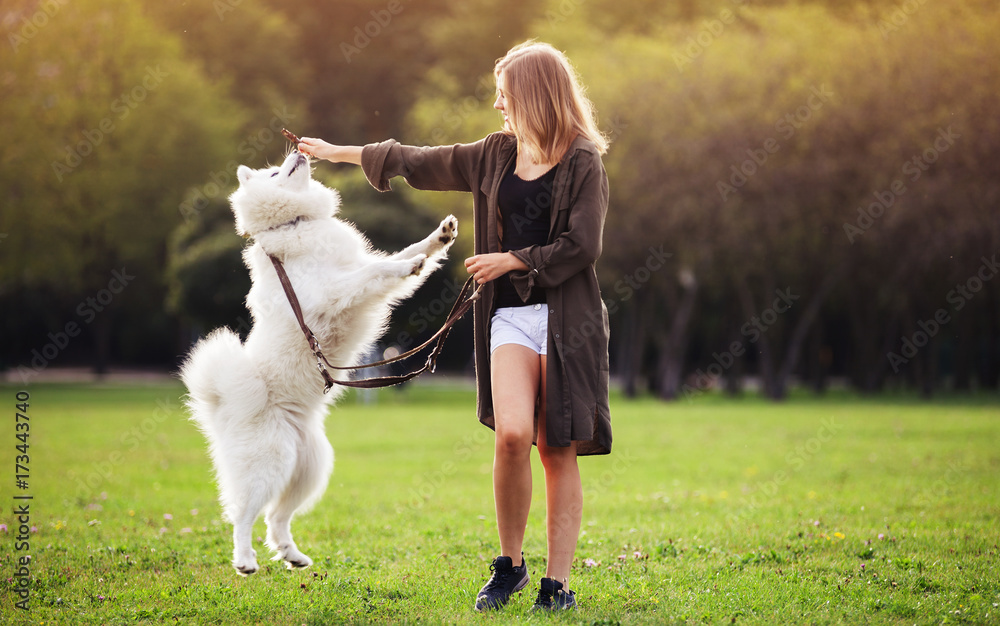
[536,354,582,588]
[490,344,541,563]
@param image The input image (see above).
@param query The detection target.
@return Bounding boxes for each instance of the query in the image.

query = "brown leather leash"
[268,255,480,392]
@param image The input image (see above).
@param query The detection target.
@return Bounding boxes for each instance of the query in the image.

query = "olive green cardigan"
[361,132,611,455]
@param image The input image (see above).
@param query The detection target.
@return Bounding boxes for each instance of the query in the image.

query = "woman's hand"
[297,137,362,165]
[464,253,529,285]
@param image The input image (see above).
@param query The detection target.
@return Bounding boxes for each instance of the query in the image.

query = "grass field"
[1,381,998,624]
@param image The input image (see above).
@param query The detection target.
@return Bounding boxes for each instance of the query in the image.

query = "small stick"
[281,128,302,148]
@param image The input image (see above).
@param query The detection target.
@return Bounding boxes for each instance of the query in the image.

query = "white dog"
[180,150,456,575]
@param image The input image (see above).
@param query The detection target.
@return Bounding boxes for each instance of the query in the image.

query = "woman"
[298,40,611,612]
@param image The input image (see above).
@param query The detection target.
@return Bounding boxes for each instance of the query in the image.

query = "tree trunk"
[92,313,111,377]
[735,274,779,399]
[864,316,898,392]
[616,302,645,398]
[806,324,828,394]
[981,292,999,390]
[953,313,973,391]
[657,271,698,400]
[774,268,845,399]
[724,324,744,397]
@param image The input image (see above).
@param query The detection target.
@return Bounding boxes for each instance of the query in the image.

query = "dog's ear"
[237,165,254,185]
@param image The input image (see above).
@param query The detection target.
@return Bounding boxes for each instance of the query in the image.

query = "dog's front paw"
[436,215,458,248]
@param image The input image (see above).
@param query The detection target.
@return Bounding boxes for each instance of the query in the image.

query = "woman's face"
[493,74,511,132]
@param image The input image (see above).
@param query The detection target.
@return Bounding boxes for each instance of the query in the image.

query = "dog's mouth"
[286,151,308,176]
[279,150,309,176]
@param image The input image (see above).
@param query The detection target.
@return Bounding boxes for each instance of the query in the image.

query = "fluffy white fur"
[180,151,456,575]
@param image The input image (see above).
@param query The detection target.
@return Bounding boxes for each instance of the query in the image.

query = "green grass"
[1,381,998,624]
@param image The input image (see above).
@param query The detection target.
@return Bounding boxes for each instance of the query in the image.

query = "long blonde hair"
[494,41,608,164]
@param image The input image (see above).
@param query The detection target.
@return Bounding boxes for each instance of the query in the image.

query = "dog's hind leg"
[220,420,299,576]
[265,418,334,569]
[230,506,263,576]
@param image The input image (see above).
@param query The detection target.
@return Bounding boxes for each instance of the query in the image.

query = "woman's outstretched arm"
[297,137,362,166]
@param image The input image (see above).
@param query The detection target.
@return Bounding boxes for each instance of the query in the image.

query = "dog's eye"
[270,172,279,178]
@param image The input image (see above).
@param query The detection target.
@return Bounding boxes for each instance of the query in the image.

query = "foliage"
[0,382,997,623]
[528,0,1000,397]
[141,1,308,139]
[165,196,250,336]
[1,0,999,396]
[0,0,246,369]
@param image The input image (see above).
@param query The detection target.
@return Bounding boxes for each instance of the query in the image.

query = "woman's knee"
[538,442,576,472]
[495,426,533,457]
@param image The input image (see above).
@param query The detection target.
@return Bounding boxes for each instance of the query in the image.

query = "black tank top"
[494,164,557,309]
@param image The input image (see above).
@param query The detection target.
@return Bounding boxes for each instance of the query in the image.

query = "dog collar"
[265,215,308,233]
[243,216,309,240]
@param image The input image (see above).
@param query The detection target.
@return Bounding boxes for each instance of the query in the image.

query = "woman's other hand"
[465,253,529,285]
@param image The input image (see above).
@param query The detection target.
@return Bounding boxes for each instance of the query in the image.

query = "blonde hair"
[494,41,608,164]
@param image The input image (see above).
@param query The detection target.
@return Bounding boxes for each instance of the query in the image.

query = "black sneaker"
[474,554,529,611]
[531,577,577,611]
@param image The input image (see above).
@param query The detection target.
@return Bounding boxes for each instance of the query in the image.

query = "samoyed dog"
[180,150,457,575]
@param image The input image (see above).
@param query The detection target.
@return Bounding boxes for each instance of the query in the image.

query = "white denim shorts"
[490,304,549,355]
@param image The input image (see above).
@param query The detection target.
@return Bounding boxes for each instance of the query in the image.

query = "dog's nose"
[286,151,309,174]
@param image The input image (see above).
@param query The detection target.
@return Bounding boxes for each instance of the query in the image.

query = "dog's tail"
[180,328,256,430]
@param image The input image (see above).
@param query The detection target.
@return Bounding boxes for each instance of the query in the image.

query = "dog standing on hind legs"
[180,150,457,575]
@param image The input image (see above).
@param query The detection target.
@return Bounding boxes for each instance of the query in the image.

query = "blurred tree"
[257,0,450,145]
[3,0,998,394]
[140,0,308,141]
[166,196,250,339]
[530,0,1000,398]
[165,0,535,362]
[0,0,245,373]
